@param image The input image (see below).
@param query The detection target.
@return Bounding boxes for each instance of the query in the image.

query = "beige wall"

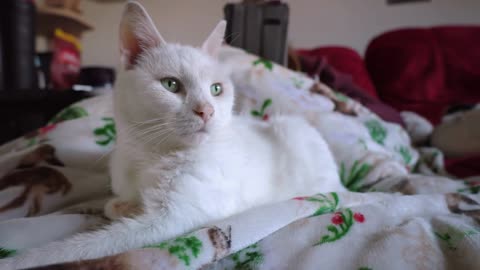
[71,0,480,67]
[288,0,480,54]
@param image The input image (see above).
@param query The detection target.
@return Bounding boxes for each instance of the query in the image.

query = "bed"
[0,46,479,270]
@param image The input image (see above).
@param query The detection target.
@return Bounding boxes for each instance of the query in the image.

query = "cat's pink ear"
[119,1,165,69]
[201,20,226,58]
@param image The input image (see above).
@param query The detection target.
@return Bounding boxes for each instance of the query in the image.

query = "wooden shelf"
[37,5,94,37]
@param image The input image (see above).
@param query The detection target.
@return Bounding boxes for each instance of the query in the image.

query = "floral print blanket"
[0,46,479,269]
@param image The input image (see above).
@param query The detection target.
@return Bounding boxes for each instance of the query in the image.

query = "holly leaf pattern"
[314,209,365,246]
[358,138,368,151]
[291,77,305,89]
[251,111,262,117]
[395,145,412,165]
[434,227,479,251]
[253,58,273,71]
[457,181,480,194]
[364,119,387,145]
[145,235,202,266]
[251,98,272,121]
[93,117,116,146]
[0,247,16,259]
[261,99,272,111]
[49,106,88,124]
[340,161,373,192]
[333,91,349,103]
[294,192,339,217]
[229,243,264,270]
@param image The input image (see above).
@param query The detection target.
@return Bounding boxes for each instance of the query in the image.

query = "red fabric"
[293,47,404,125]
[365,26,480,125]
[296,46,378,97]
[445,155,480,178]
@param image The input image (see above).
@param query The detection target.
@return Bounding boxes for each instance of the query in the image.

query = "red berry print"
[468,181,480,187]
[331,213,344,225]
[293,196,306,201]
[262,114,269,121]
[315,208,366,246]
[39,124,57,135]
[353,212,365,223]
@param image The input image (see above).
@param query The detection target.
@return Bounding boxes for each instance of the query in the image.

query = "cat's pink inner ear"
[201,20,227,58]
[120,28,142,69]
[119,1,165,69]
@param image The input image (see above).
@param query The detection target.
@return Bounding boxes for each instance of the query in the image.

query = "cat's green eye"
[210,83,223,96]
[160,78,180,93]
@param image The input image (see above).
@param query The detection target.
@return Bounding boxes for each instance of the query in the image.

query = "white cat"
[1,1,345,269]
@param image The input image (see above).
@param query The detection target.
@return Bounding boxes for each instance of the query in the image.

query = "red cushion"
[365,26,480,125]
[445,155,480,178]
[297,46,378,97]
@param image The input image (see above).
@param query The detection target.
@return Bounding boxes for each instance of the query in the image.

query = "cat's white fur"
[1,1,345,269]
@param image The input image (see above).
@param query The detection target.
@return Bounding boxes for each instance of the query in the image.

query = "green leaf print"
[145,235,202,266]
[434,228,479,251]
[0,247,16,259]
[359,267,373,270]
[261,99,272,111]
[253,58,273,71]
[49,106,88,124]
[251,98,272,120]
[291,77,305,89]
[364,120,387,145]
[229,243,264,270]
[457,181,480,194]
[93,117,116,146]
[358,138,368,151]
[340,161,373,192]
[395,145,412,165]
[333,91,349,103]
[294,192,339,216]
[314,209,366,246]
[434,232,455,250]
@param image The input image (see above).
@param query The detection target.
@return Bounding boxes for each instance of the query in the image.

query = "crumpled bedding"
[0,46,479,270]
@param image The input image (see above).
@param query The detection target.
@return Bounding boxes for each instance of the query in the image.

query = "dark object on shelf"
[0,90,92,145]
[36,52,53,89]
[0,0,37,91]
[77,67,115,88]
[224,1,289,65]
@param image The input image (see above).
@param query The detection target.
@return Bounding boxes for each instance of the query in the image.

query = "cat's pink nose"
[193,104,214,123]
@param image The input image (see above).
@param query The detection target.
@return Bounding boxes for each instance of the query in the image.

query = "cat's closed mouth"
[197,127,207,133]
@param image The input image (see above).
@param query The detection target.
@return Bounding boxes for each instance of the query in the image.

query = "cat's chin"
[182,130,210,146]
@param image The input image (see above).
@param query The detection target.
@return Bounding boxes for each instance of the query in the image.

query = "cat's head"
[116,1,234,150]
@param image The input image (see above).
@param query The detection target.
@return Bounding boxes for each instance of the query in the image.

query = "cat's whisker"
[129,118,195,140]
[141,128,175,146]
[129,118,166,125]
[152,130,174,150]
[127,123,172,138]
[125,121,179,140]
[125,120,173,133]
[128,115,177,125]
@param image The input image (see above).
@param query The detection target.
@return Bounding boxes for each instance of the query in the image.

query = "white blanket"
[0,46,479,270]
